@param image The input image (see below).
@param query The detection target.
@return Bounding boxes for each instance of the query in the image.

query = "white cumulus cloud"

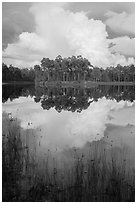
[105,11,135,35]
[109,36,135,57]
[2,3,135,68]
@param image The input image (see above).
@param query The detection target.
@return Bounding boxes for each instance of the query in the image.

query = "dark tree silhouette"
[2,63,35,82]
[34,56,135,83]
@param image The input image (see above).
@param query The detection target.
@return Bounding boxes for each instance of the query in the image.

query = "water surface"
[2,83,135,201]
[2,83,135,154]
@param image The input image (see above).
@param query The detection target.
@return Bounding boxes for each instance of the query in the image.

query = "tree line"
[2,63,35,82]
[35,55,135,83]
[2,55,135,83]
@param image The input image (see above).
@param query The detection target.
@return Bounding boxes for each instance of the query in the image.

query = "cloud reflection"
[2,96,134,149]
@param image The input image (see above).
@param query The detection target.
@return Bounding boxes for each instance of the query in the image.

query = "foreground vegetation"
[2,113,135,202]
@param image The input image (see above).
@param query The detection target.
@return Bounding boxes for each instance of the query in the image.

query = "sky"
[2,2,135,68]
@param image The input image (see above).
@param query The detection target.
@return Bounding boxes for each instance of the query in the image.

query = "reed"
[2,112,135,201]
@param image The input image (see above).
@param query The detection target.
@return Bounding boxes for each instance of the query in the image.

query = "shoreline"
[2,81,135,87]
[2,81,35,85]
[36,81,135,87]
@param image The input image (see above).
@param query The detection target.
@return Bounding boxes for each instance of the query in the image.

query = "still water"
[2,83,135,201]
[2,83,135,160]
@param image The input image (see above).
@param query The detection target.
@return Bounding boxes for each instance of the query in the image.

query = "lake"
[2,83,135,201]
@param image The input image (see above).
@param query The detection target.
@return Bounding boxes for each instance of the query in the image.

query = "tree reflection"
[34,85,135,112]
[2,84,35,103]
[2,84,134,111]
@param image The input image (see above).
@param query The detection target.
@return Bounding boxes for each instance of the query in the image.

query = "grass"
[2,112,135,202]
